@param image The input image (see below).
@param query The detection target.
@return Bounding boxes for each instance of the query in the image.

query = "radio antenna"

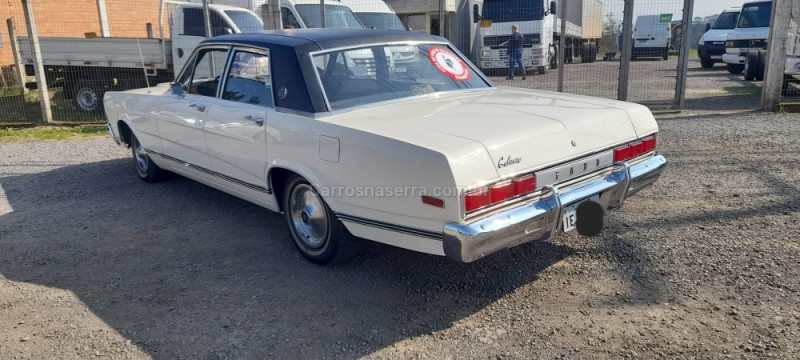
[136,38,152,89]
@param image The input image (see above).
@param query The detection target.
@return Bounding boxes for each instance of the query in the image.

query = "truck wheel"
[700,56,715,69]
[744,51,759,81]
[548,46,559,70]
[663,47,669,60]
[283,175,358,265]
[582,43,597,63]
[73,81,104,112]
[727,64,744,75]
[755,50,765,81]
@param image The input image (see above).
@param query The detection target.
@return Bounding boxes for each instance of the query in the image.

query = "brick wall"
[1,0,166,67]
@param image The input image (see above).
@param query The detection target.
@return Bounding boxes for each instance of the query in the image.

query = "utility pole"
[762,0,792,111]
[22,0,53,124]
[617,0,635,101]
[674,0,694,108]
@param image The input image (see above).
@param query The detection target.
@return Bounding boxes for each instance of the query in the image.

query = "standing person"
[506,24,526,80]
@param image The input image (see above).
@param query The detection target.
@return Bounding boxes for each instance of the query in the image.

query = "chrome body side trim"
[443,155,667,263]
[145,150,273,194]
[336,213,443,240]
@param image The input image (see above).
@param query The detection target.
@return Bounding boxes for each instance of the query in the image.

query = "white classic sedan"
[105,29,666,265]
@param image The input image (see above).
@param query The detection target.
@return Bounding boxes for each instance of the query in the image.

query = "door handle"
[245,115,264,126]
[189,103,206,112]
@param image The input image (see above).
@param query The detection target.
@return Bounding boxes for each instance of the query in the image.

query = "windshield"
[314,44,490,110]
[712,11,739,29]
[295,4,364,29]
[482,0,545,22]
[355,13,406,30]
[224,10,264,33]
[737,2,772,28]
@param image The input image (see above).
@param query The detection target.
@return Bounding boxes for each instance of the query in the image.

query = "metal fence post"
[617,0,634,101]
[439,0,445,37]
[7,18,27,92]
[22,0,53,124]
[558,0,567,92]
[762,0,791,111]
[202,0,212,38]
[674,0,694,108]
[320,0,326,28]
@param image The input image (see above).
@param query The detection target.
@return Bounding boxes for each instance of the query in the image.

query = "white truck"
[475,0,603,75]
[18,1,263,112]
[209,0,364,30]
[631,14,672,60]
[697,6,741,69]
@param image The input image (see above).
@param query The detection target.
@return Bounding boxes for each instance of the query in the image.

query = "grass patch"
[724,85,762,95]
[0,126,106,143]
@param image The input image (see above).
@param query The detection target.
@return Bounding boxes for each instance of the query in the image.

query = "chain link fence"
[1,0,694,126]
[782,10,800,102]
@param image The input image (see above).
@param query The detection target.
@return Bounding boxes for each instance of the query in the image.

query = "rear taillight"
[614,134,657,162]
[465,174,538,215]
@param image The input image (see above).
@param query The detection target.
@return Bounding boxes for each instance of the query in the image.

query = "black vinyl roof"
[202,29,445,53]
[195,29,449,114]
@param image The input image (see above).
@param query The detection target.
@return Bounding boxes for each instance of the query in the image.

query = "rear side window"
[222,50,274,108]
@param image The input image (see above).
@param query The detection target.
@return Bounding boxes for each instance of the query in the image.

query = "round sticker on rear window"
[428,47,470,82]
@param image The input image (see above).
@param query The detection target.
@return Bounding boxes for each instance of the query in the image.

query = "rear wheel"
[72,81,104,112]
[727,63,745,75]
[283,175,358,265]
[131,134,166,182]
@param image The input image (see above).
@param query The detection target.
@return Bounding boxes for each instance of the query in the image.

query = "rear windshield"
[737,2,772,28]
[712,11,739,30]
[313,44,490,110]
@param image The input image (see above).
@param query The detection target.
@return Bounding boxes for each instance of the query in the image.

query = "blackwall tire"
[283,175,358,265]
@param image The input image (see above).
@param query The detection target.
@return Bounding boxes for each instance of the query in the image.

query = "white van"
[722,0,771,76]
[697,6,740,69]
[631,14,672,60]
[339,0,405,30]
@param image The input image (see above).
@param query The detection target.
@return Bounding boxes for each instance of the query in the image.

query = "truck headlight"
[481,50,491,58]
[726,40,734,48]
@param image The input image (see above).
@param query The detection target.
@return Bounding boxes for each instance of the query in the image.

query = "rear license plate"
[563,195,600,232]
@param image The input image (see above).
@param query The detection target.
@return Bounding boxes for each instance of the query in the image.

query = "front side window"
[181,48,228,97]
[281,7,302,29]
[222,50,274,107]
[225,10,264,33]
[183,8,229,37]
[738,2,772,28]
[355,13,406,30]
[314,44,490,110]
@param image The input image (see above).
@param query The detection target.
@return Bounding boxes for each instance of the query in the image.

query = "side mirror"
[705,23,711,32]
[473,4,481,23]
[550,1,557,16]
[225,27,234,35]
[171,82,184,96]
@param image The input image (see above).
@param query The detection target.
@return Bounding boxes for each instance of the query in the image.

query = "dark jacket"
[508,32,524,54]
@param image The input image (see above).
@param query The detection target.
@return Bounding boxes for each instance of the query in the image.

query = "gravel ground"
[1,61,799,359]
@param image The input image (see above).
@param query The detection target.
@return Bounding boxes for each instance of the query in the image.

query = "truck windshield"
[355,13,406,30]
[225,10,264,33]
[313,44,490,110]
[737,2,772,28]
[295,5,364,29]
[712,11,739,30]
[482,0,545,23]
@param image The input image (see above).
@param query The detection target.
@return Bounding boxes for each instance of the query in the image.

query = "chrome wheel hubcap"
[289,184,328,249]
[133,138,149,173]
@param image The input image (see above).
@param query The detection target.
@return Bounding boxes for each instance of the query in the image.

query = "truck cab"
[477,0,559,74]
[722,0,772,75]
[697,6,740,69]
[338,0,406,30]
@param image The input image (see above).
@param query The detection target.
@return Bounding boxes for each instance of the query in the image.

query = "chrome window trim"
[218,46,276,108]
[174,45,231,89]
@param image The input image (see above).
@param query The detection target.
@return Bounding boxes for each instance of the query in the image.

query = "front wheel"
[283,176,358,265]
[131,134,166,182]
[727,63,745,75]
[700,56,715,69]
[744,51,759,81]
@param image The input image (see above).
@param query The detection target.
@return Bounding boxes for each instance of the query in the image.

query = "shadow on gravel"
[0,159,584,358]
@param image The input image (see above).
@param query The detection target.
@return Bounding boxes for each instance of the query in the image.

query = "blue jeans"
[508,51,524,77]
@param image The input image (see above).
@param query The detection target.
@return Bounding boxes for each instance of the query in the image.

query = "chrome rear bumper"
[442,155,667,263]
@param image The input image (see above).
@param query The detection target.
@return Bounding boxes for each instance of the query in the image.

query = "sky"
[693,0,745,18]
